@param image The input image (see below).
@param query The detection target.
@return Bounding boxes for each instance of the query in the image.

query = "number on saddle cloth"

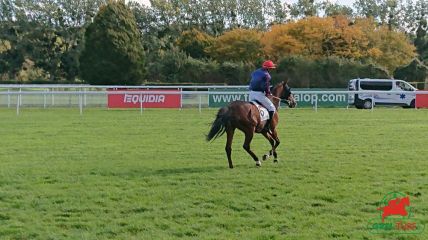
[250,101,270,121]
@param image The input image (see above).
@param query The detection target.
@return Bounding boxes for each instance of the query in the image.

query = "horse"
[206,81,297,168]
[377,197,410,222]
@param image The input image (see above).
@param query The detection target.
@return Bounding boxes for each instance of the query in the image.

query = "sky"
[127,0,356,7]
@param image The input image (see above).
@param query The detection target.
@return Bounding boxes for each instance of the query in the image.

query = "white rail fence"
[1,85,427,115]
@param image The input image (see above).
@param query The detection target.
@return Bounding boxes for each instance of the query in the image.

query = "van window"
[360,81,392,90]
[396,81,414,91]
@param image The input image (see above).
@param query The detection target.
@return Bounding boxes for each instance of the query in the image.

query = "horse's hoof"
[262,154,269,161]
[229,166,234,169]
[256,161,261,167]
[273,159,278,163]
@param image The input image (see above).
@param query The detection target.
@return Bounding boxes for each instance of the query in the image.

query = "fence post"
[68,92,72,108]
[51,89,55,107]
[7,89,10,108]
[314,94,318,112]
[199,94,202,113]
[19,88,22,106]
[44,89,47,109]
[84,88,87,106]
[371,93,374,111]
[140,93,143,115]
[79,92,83,115]
[16,93,20,116]
[180,88,183,111]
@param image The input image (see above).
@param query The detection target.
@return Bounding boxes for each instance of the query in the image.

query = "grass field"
[0,108,427,239]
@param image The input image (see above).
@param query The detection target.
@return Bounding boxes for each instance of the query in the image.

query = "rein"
[270,95,294,106]
[271,96,282,100]
[271,95,288,102]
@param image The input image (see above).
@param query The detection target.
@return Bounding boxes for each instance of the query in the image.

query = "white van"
[348,79,417,109]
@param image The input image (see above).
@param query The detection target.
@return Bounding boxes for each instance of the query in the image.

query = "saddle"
[250,101,270,121]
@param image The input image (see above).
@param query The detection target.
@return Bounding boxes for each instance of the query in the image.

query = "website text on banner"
[107,89,181,108]
[208,88,249,108]
[293,89,348,107]
[209,88,348,108]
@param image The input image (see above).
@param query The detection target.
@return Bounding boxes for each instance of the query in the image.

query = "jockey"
[249,60,276,131]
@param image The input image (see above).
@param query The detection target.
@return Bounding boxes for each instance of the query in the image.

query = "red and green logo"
[368,192,425,234]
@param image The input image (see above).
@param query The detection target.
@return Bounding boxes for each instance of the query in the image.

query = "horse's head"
[278,81,297,108]
[401,196,410,206]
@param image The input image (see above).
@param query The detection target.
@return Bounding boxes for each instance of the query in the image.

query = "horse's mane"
[271,81,285,96]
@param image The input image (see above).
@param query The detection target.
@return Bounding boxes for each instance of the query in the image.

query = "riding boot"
[264,111,275,131]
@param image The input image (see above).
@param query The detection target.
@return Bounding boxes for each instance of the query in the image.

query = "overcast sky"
[127,0,356,7]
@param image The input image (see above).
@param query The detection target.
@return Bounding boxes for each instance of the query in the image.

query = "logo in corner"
[368,192,425,234]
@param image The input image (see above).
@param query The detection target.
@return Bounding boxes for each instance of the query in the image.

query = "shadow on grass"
[92,165,230,178]
[151,165,226,176]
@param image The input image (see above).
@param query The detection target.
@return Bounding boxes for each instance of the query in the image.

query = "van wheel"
[363,99,373,109]
[410,99,415,108]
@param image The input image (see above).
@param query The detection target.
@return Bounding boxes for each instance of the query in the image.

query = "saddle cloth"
[250,101,269,121]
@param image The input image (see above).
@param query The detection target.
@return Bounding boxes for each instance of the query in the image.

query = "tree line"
[0,0,427,87]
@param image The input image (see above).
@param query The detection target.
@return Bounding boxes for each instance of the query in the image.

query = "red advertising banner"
[416,92,428,108]
[107,89,181,108]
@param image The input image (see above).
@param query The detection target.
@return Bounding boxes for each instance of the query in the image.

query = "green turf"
[0,108,427,240]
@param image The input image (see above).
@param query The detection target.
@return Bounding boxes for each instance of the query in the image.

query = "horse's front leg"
[242,128,261,167]
[261,131,275,161]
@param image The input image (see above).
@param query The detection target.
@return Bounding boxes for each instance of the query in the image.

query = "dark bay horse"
[206,81,297,168]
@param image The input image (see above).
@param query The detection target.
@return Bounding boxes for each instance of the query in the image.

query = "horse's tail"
[206,106,230,142]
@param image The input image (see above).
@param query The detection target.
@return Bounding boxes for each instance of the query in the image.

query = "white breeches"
[249,91,276,112]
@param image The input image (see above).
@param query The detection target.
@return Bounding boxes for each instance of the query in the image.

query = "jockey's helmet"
[262,60,276,69]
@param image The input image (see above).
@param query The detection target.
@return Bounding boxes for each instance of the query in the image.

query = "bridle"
[271,95,282,101]
[271,91,294,105]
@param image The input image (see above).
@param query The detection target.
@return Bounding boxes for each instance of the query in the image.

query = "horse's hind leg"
[262,132,275,161]
[242,129,261,167]
[270,129,280,163]
[225,128,235,169]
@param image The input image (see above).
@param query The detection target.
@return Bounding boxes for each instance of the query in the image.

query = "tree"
[266,0,290,25]
[207,28,263,62]
[353,0,412,31]
[0,0,106,82]
[262,16,416,73]
[275,56,389,88]
[176,29,214,58]
[411,0,427,36]
[394,58,428,84]
[414,18,427,64]
[290,0,321,18]
[261,23,305,61]
[0,39,11,53]
[322,2,353,17]
[354,0,383,19]
[355,19,416,72]
[412,0,427,64]
[79,0,145,85]
[262,17,368,60]
[0,0,15,21]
